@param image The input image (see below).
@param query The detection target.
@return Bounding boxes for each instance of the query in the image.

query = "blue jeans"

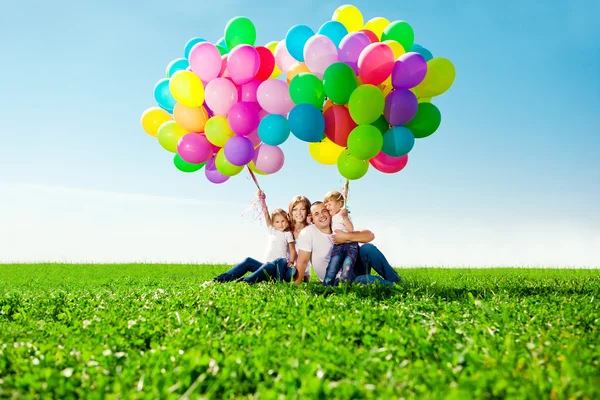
[351,244,401,286]
[324,242,359,286]
[214,257,295,284]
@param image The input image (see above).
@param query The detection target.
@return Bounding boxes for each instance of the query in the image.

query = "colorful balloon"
[285,24,315,62]
[265,41,282,78]
[338,32,371,74]
[303,34,338,78]
[324,105,356,147]
[205,156,230,184]
[154,78,176,113]
[274,40,296,73]
[239,79,261,104]
[318,21,348,48]
[177,133,213,164]
[288,103,325,143]
[228,45,260,85]
[173,103,209,133]
[225,17,256,49]
[382,21,415,54]
[416,57,456,98]
[410,44,433,61]
[204,78,238,115]
[141,107,172,137]
[337,150,369,180]
[215,148,244,176]
[286,62,311,84]
[224,136,255,166]
[258,114,290,146]
[322,62,357,104]
[227,102,260,136]
[158,121,187,153]
[289,73,325,109]
[358,42,395,85]
[166,58,189,78]
[188,42,222,82]
[169,71,204,107]
[384,89,418,126]
[254,46,275,81]
[348,84,385,125]
[204,116,235,147]
[392,52,428,89]
[384,40,406,60]
[363,17,390,40]
[347,125,383,160]
[174,154,205,173]
[332,5,364,33]
[253,144,285,174]
[360,29,379,43]
[405,102,442,138]
[369,152,408,174]
[184,37,206,59]
[308,138,344,165]
[382,127,415,157]
[216,37,230,53]
[257,79,294,115]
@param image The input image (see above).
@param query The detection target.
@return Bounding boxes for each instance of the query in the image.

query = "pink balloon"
[204,78,238,116]
[189,42,222,82]
[239,79,261,103]
[177,133,213,164]
[198,132,220,154]
[218,55,228,77]
[253,144,285,174]
[304,35,338,78]
[274,40,296,73]
[227,45,260,85]
[227,102,260,136]
[258,109,269,120]
[358,42,395,85]
[246,129,262,147]
[257,80,294,115]
[205,157,230,184]
[369,152,408,174]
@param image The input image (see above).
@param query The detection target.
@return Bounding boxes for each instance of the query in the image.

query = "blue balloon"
[382,127,415,157]
[318,21,348,48]
[166,58,189,78]
[285,24,315,62]
[258,114,290,146]
[184,37,206,59]
[216,37,229,52]
[410,44,433,61]
[153,78,176,114]
[288,104,324,143]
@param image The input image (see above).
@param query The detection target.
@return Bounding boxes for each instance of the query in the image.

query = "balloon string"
[342,178,350,212]
[247,167,262,191]
[241,167,265,221]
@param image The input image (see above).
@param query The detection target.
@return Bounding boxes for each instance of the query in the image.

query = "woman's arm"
[294,250,311,285]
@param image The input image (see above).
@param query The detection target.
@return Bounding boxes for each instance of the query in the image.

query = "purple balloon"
[227,102,260,136]
[205,157,229,184]
[177,133,212,164]
[338,32,371,74]
[384,90,418,126]
[224,136,254,166]
[392,52,428,90]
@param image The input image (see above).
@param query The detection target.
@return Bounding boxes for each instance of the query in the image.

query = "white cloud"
[0,182,598,267]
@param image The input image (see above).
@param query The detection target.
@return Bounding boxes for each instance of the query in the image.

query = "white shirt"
[263,226,295,262]
[331,212,351,232]
[295,224,334,281]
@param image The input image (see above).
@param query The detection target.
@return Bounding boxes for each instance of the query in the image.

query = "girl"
[210,192,300,284]
[322,190,358,286]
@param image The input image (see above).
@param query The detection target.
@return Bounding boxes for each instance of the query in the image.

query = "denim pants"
[351,244,402,286]
[214,257,295,283]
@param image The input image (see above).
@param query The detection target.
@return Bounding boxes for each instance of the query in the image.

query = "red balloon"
[360,29,379,43]
[369,151,408,174]
[324,105,357,147]
[254,46,275,81]
[358,43,394,85]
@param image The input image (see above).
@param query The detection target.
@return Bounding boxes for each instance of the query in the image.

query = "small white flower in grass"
[83,320,92,329]
[103,349,112,356]
[365,384,375,391]
[62,368,74,378]
[316,369,324,379]
[115,352,126,359]
[527,342,535,350]
[32,358,40,366]
[128,320,137,329]
[178,350,184,355]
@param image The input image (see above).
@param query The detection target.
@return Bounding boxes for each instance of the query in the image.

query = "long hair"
[288,195,311,232]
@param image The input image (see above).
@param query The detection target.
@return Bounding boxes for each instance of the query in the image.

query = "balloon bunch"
[140,4,455,184]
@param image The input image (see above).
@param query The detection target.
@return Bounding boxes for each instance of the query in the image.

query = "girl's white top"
[263,226,295,262]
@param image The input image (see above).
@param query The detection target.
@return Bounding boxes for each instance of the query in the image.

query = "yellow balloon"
[140,107,172,137]
[204,116,234,147]
[169,71,204,107]
[173,103,209,132]
[308,138,344,165]
[419,97,432,103]
[332,5,364,33]
[383,40,406,60]
[363,17,390,39]
[265,41,282,79]
[157,121,187,153]
[249,160,268,176]
[416,58,456,98]
[215,148,243,177]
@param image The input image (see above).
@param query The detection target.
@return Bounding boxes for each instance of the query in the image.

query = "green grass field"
[1,264,598,399]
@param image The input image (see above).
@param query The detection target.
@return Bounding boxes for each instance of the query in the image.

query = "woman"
[209,194,312,284]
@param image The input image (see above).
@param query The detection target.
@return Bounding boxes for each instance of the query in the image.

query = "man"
[294,202,401,285]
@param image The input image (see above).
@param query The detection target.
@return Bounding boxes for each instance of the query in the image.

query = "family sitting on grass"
[207,190,401,286]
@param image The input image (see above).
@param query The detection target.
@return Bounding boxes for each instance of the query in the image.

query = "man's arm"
[294,250,311,285]
[332,229,374,245]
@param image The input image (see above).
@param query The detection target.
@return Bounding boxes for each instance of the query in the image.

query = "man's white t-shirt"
[295,224,334,282]
[263,226,295,262]
[331,212,351,232]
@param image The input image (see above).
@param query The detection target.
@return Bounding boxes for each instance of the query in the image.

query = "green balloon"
[224,17,256,50]
[289,73,325,109]
[382,21,415,53]
[322,62,357,105]
[371,115,390,135]
[347,125,383,160]
[405,103,442,139]
[348,85,385,125]
[215,45,228,56]
[215,149,243,176]
[337,150,369,180]
[174,155,205,173]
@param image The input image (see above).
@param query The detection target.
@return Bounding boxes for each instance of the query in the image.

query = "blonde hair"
[271,208,291,232]
[288,195,311,231]
[324,190,345,206]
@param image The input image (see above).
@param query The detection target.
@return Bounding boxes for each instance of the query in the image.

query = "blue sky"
[0,0,599,266]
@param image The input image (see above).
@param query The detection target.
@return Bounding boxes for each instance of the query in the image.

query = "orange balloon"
[286,62,311,84]
[323,99,334,112]
[173,103,209,132]
[324,105,357,148]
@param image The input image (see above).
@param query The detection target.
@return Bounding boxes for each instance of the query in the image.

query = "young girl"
[323,190,358,286]
[210,190,296,283]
